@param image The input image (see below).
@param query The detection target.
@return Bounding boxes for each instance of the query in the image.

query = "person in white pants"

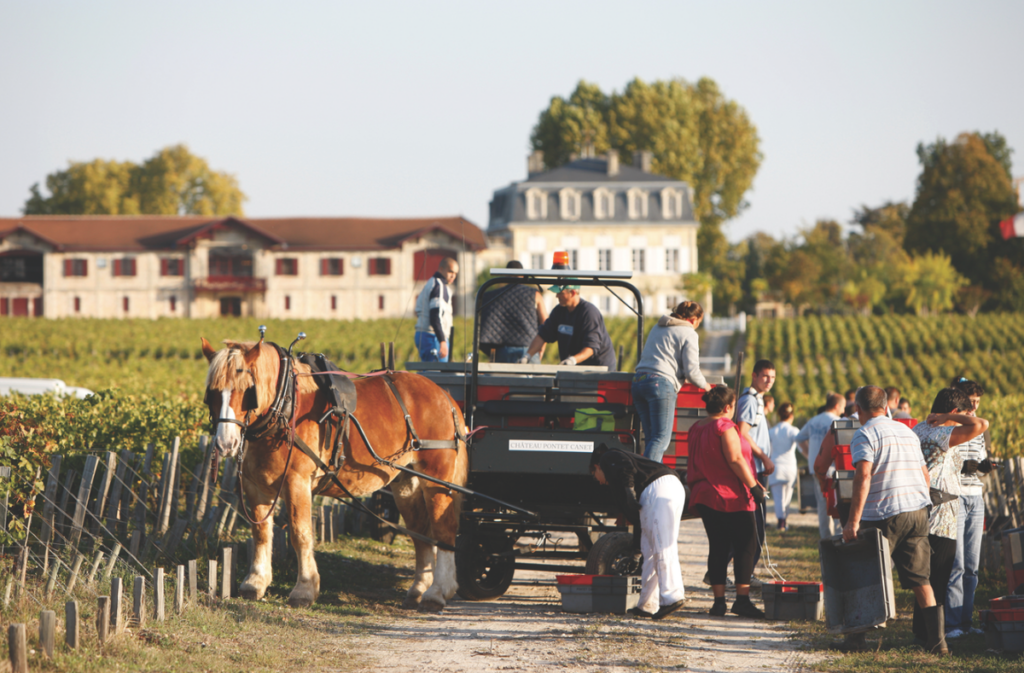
[590,444,686,620]
[768,403,800,531]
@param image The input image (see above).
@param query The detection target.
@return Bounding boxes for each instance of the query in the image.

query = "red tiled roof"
[0,215,486,252]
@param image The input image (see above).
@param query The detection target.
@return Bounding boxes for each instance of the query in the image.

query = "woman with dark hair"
[687,386,766,618]
[910,387,988,646]
[632,300,711,463]
[946,377,995,639]
[768,402,800,531]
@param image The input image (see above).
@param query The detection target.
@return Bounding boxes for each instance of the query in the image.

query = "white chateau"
[0,215,484,319]
[485,150,700,315]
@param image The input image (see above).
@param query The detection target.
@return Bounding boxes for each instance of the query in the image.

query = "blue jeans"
[632,374,677,463]
[947,494,984,632]
[494,346,528,363]
[415,331,449,363]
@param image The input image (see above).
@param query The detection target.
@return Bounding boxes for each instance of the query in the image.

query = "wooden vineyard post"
[91,451,116,538]
[70,455,99,547]
[40,455,63,547]
[108,449,131,536]
[55,469,77,538]
[65,600,80,649]
[8,623,27,673]
[221,547,232,599]
[132,576,146,628]
[45,559,60,599]
[96,596,110,645]
[87,550,104,584]
[67,553,85,594]
[110,577,124,635]
[130,529,142,558]
[133,443,156,548]
[195,436,213,523]
[188,559,198,603]
[103,542,122,581]
[39,609,56,658]
[208,560,218,599]
[175,565,185,615]
[318,505,326,544]
[155,567,165,621]
[158,437,181,535]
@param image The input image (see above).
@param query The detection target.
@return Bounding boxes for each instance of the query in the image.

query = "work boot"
[828,632,868,652]
[923,605,949,656]
[709,597,727,617]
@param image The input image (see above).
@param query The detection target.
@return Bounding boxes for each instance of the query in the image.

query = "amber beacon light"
[551,251,569,269]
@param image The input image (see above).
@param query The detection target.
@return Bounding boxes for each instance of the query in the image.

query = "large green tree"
[531,77,762,311]
[904,132,1018,290]
[24,144,246,216]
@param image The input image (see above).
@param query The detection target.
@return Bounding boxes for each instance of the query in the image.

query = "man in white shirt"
[797,392,845,538]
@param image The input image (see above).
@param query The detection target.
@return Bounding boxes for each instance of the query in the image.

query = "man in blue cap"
[522,283,616,368]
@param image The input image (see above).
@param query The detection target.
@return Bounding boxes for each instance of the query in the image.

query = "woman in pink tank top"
[687,386,767,619]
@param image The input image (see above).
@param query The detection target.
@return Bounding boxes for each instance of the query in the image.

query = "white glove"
[560,356,577,366]
[516,356,529,364]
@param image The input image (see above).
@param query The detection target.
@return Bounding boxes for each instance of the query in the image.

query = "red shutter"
[82,260,87,277]
[338,258,344,275]
[291,259,298,276]
[170,296,176,312]
[32,298,42,317]
[0,298,7,315]
[127,259,136,276]
[64,260,72,276]
[113,259,121,276]
[275,259,283,275]
[123,297,129,312]
[383,259,391,275]
[160,259,168,276]
[73,297,80,313]
[321,259,328,276]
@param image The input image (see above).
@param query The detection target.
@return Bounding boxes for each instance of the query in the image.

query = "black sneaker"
[709,598,727,617]
[730,596,766,619]
[628,607,655,619]
[652,599,686,620]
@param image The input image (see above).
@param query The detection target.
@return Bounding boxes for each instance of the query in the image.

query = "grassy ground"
[0,535,419,672]
[763,525,1024,672]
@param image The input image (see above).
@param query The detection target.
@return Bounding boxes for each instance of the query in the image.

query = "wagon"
[407,266,717,600]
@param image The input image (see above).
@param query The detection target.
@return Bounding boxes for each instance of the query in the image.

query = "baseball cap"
[548,282,581,293]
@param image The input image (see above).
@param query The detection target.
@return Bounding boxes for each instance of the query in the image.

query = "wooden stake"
[188,559,198,603]
[103,542,122,581]
[175,565,184,615]
[129,529,142,558]
[66,553,85,594]
[65,600,80,649]
[8,623,27,673]
[41,455,63,545]
[96,596,110,644]
[155,567,165,621]
[110,577,124,634]
[91,451,116,537]
[70,455,99,546]
[221,547,232,599]
[132,576,146,628]
[208,559,218,599]
[39,610,56,658]
[45,558,60,599]
[87,550,104,584]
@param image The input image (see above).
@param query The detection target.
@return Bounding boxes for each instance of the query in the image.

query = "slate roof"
[525,158,673,183]
[0,215,486,252]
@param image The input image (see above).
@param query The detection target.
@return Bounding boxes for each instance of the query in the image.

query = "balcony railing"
[193,276,266,293]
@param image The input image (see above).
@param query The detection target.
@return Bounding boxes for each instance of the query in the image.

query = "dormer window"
[526,188,547,220]
[627,188,649,220]
[661,188,684,219]
[559,188,582,221]
[593,188,615,220]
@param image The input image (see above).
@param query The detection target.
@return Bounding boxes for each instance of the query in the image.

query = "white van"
[0,378,94,400]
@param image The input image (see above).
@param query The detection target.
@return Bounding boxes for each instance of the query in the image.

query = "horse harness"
[210,342,467,551]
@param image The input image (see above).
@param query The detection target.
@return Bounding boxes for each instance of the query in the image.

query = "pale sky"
[1,1,1021,244]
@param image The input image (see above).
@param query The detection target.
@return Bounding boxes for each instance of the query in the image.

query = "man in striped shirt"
[841,386,946,654]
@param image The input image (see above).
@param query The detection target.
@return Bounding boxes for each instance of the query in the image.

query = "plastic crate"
[1003,527,1024,594]
[664,407,707,463]
[834,445,854,470]
[991,596,1024,610]
[762,582,823,621]
[989,619,1024,653]
[893,417,919,429]
[831,419,861,447]
[557,575,641,614]
[819,529,896,634]
[677,384,707,410]
[834,470,855,501]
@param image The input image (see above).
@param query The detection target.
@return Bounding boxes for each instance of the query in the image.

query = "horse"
[200,337,469,611]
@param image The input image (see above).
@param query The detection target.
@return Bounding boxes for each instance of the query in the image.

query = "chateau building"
[0,215,485,319]
[486,151,700,315]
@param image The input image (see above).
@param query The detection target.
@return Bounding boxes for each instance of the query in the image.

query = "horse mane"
[205,341,318,413]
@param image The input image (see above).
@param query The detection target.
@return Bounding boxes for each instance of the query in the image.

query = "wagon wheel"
[455,533,516,601]
[584,532,642,576]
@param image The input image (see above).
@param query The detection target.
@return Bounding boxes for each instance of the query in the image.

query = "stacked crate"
[660,383,707,471]
[556,574,641,614]
[762,582,823,621]
[1003,527,1024,595]
[980,596,1024,652]
[831,419,860,503]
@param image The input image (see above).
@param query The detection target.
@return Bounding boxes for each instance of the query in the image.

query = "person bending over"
[590,444,687,620]
[632,300,712,463]
[687,386,766,619]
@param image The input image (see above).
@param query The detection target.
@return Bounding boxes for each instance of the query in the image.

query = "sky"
[1,1,1022,244]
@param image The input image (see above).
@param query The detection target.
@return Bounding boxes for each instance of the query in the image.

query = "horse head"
[201,337,280,458]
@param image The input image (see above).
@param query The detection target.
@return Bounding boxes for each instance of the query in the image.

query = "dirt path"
[354,515,824,672]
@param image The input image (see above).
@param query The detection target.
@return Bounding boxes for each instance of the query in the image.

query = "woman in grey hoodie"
[632,301,712,463]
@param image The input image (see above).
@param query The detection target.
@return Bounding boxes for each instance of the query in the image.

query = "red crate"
[833,445,853,470]
[556,574,597,585]
[991,596,1024,610]
[893,417,919,429]
[677,383,707,409]
[991,608,1024,622]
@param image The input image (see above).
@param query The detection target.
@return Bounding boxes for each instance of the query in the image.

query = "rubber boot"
[923,605,949,656]
[911,603,926,647]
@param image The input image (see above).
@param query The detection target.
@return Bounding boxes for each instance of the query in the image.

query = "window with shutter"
[321,258,344,276]
[368,258,391,276]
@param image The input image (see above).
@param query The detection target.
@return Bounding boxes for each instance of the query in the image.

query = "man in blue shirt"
[797,392,845,538]
[735,359,776,580]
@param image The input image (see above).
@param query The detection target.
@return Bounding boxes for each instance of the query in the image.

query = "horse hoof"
[239,584,264,601]
[401,596,422,610]
[418,599,445,613]
[287,594,315,608]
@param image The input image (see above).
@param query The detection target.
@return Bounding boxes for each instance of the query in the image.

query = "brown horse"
[201,337,468,611]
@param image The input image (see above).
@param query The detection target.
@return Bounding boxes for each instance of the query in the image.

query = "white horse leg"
[403,540,435,609]
[286,480,320,608]
[420,549,457,611]
[419,488,461,613]
[239,480,274,600]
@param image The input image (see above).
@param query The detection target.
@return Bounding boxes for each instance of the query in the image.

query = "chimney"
[606,152,619,177]
[633,150,653,173]
[527,150,545,176]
